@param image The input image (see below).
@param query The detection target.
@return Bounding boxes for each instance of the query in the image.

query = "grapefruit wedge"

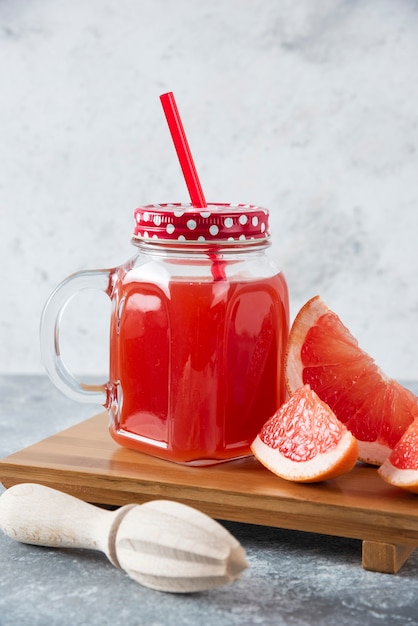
[285,295,418,465]
[378,418,418,493]
[251,384,358,483]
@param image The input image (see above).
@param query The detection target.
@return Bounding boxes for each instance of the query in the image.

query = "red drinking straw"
[160,92,207,208]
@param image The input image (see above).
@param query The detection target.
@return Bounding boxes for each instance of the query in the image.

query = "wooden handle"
[0,483,116,555]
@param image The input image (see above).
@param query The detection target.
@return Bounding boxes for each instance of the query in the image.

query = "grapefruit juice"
[108,272,289,464]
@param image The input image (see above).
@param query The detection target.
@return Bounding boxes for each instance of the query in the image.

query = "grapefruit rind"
[357,441,391,466]
[377,461,418,494]
[251,430,358,483]
[284,295,328,395]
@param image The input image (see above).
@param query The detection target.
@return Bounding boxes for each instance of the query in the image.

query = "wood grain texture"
[362,541,416,574]
[1,411,417,573]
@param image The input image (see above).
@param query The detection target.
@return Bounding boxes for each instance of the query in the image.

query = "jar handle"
[40,269,113,405]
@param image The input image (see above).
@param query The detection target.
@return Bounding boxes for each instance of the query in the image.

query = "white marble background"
[0,0,417,381]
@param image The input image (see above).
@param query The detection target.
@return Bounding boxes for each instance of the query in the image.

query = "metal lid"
[133,203,270,243]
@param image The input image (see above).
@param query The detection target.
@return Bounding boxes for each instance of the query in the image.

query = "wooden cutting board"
[1,411,417,574]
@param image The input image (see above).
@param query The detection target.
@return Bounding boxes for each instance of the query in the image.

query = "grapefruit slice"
[285,295,418,465]
[378,418,418,493]
[251,384,358,483]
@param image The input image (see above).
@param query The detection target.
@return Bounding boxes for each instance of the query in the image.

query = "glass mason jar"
[40,203,289,465]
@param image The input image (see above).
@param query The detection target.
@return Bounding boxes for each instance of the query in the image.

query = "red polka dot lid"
[133,203,270,243]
